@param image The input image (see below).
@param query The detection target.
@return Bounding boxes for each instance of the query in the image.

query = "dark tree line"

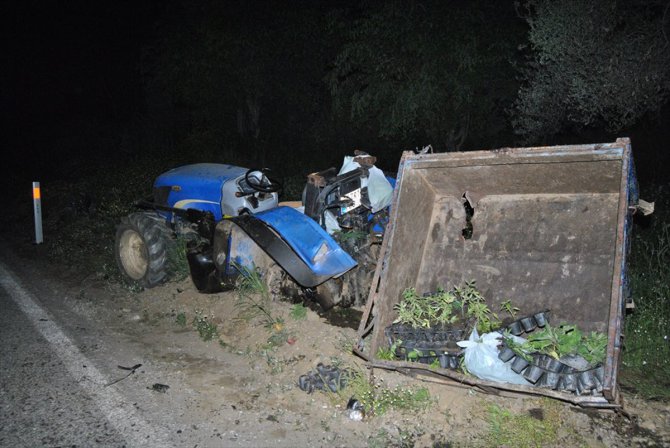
[512,0,670,143]
[7,0,670,182]
[137,0,669,174]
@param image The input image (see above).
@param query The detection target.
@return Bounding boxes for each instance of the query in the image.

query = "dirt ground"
[5,239,670,447]
[47,267,667,448]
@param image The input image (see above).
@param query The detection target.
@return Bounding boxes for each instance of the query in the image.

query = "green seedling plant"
[393,287,462,329]
[526,324,582,360]
[394,281,510,334]
[406,348,424,362]
[234,262,284,330]
[500,299,519,319]
[502,330,534,362]
[430,287,461,326]
[578,331,608,365]
[393,288,433,328]
[376,339,403,360]
[506,324,608,366]
[454,280,501,333]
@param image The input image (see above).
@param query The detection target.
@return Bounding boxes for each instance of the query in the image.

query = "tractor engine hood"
[153,163,278,221]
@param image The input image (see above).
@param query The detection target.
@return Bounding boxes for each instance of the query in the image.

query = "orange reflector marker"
[33,181,43,244]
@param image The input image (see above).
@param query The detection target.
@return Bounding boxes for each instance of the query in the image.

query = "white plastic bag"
[457,329,531,385]
[338,156,393,213]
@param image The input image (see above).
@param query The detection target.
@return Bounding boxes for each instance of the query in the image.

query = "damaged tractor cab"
[114,152,393,310]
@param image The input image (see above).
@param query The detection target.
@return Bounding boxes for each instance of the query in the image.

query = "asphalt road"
[0,262,174,447]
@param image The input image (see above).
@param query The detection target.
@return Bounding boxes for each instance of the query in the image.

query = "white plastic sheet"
[338,156,393,213]
[457,329,531,385]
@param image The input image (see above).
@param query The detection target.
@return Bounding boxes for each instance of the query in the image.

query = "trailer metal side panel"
[357,138,637,407]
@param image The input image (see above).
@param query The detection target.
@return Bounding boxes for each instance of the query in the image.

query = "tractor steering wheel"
[244,168,283,193]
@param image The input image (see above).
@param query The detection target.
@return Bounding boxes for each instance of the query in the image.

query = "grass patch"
[266,326,289,347]
[167,235,190,282]
[234,263,289,347]
[47,215,116,275]
[42,159,170,278]
[33,150,224,284]
[622,183,670,399]
[331,368,433,417]
[485,400,560,448]
[367,427,422,448]
[192,311,218,341]
[235,263,270,300]
[289,303,308,320]
[234,263,284,329]
[175,312,187,327]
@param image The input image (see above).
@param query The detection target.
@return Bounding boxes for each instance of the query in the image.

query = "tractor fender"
[213,206,357,288]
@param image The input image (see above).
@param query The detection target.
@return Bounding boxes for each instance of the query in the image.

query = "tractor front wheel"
[115,212,172,288]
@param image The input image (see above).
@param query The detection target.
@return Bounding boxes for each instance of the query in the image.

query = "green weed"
[260,349,283,374]
[367,427,422,448]
[485,401,560,448]
[623,184,670,399]
[394,281,507,333]
[333,332,356,354]
[47,215,115,275]
[175,312,187,327]
[289,303,308,320]
[376,339,402,360]
[167,235,190,281]
[235,262,270,300]
[192,311,218,341]
[266,325,288,347]
[234,263,280,323]
[35,151,219,286]
[337,369,433,417]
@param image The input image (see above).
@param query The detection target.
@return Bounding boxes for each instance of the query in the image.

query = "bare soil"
[6,242,670,447]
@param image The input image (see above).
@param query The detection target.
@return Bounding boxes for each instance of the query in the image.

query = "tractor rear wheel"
[115,212,172,288]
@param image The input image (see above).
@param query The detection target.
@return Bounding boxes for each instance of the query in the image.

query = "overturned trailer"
[356,138,638,408]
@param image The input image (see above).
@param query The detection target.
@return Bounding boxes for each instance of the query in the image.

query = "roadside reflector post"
[33,181,43,244]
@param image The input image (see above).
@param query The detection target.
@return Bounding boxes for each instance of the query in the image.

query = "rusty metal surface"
[359,139,635,407]
[603,138,634,402]
[417,193,619,331]
[307,172,327,188]
[353,150,377,167]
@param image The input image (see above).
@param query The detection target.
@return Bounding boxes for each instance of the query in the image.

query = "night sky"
[6,1,160,172]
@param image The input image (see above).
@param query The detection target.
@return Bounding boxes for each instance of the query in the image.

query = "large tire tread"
[115,212,173,288]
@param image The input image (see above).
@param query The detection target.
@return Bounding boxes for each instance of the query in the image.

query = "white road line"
[0,262,175,447]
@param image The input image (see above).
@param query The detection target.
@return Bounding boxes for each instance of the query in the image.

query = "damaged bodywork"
[115,152,393,310]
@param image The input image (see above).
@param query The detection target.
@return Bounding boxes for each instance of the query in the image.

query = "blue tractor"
[114,152,394,309]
